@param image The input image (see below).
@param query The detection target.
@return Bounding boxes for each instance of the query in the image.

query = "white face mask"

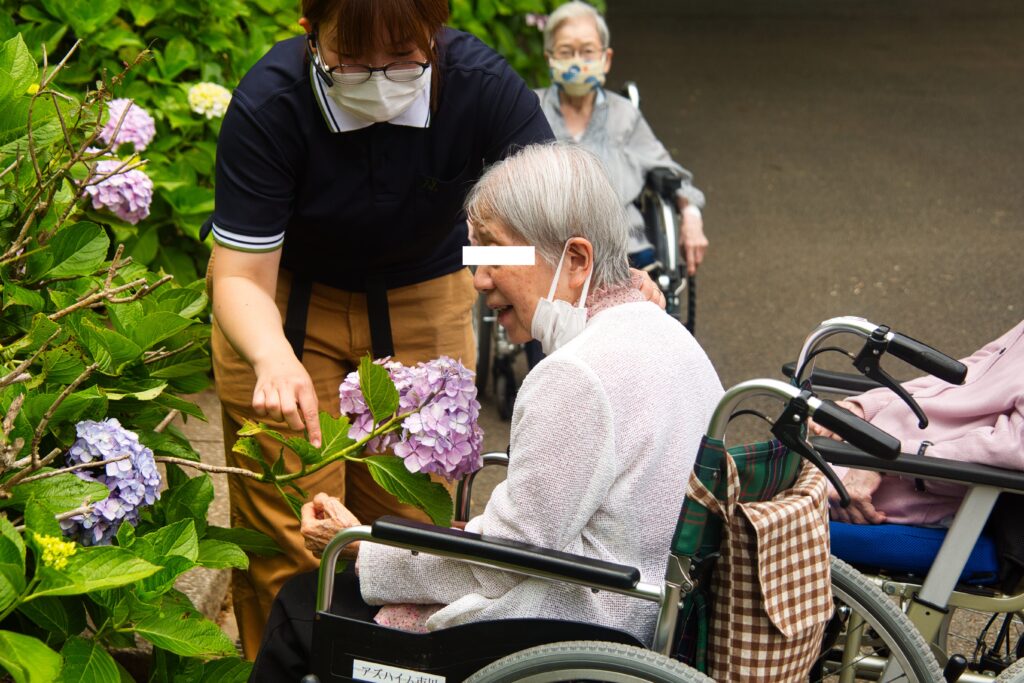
[531,242,594,355]
[323,65,431,123]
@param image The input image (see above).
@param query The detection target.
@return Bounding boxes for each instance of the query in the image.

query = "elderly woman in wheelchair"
[250,142,724,680]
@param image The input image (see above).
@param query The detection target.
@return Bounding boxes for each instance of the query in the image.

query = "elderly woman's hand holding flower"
[300,492,362,559]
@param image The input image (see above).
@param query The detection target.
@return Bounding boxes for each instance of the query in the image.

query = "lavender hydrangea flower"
[83,160,154,225]
[339,357,483,481]
[99,99,156,152]
[59,418,162,546]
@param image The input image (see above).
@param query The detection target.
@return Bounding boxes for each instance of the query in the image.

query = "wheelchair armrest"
[371,516,642,591]
[813,437,1024,493]
[645,167,681,202]
[781,362,884,395]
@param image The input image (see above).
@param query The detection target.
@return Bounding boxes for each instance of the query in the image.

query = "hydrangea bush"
[0,35,259,682]
[238,356,484,526]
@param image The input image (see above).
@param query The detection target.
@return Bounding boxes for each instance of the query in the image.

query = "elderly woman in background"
[251,143,723,679]
[537,1,709,275]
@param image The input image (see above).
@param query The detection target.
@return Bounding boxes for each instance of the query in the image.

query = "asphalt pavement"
[605,0,1023,388]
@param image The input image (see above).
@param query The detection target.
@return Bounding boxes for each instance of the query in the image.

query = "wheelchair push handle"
[813,399,901,460]
[887,331,968,385]
[645,167,682,202]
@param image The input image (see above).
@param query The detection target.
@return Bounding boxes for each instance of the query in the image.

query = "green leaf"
[200,657,252,683]
[230,436,264,463]
[0,630,62,683]
[160,475,214,533]
[41,347,87,385]
[126,0,158,26]
[23,499,61,537]
[2,472,110,514]
[0,514,25,568]
[21,386,108,435]
[0,35,42,148]
[138,430,200,461]
[55,636,121,683]
[76,319,143,375]
[125,311,194,351]
[318,412,356,461]
[203,527,281,557]
[159,36,197,80]
[44,0,121,36]
[133,600,235,657]
[1,283,46,311]
[45,222,109,279]
[196,539,248,570]
[0,563,25,615]
[17,596,87,640]
[138,554,195,598]
[138,519,199,562]
[116,520,135,548]
[364,456,453,527]
[359,356,399,425]
[33,546,162,598]
[103,381,168,401]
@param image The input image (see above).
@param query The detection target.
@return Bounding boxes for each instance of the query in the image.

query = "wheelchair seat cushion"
[830,521,999,585]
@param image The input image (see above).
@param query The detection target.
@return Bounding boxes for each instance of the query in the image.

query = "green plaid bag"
[671,435,803,671]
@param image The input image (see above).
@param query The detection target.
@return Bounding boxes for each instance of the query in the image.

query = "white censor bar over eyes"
[462,246,535,266]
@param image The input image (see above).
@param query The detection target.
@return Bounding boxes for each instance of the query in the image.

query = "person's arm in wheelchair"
[808,319,1024,524]
[355,357,618,607]
[628,109,709,275]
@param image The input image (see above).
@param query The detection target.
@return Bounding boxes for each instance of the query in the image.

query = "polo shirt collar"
[310,63,432,133]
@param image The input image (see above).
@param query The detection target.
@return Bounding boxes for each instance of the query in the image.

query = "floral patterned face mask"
[549,55,607,97]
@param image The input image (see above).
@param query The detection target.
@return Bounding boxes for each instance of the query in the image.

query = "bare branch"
[29,363,98,465]
[155,456,264,480]
[17,454,131,485]
[0,329,62,389]
[0,155,20,181]
[105,244,124,289]
[144,341,195,366]
[154,410,180,434]
[107,274,172,303]
[2,394,25,438]
[38,40,81,90]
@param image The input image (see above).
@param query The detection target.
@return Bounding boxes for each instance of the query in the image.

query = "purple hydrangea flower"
[99,99,156,152]
[59,418,162,546]
[339,357,483,481]
[83,160,154,225]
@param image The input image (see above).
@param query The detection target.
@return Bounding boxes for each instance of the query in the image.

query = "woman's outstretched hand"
[252,354,322,447]
[300,492,362,559]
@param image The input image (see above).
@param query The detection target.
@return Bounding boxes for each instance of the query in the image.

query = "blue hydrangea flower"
[60,418,162,546]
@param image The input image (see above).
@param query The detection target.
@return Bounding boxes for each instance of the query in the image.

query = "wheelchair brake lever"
[852,326,929,429]
[772,390,852,508]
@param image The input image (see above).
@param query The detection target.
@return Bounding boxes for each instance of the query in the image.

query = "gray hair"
[466,143,631,290]
[543,1,610,52]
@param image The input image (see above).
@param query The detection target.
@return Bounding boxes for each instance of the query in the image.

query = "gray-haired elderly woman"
[251,143,723,680]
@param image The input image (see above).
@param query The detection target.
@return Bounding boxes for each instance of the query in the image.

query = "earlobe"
[298,17,312,34]
[604,48,614,73]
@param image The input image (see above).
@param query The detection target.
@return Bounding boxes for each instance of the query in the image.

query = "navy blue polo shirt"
[211,28,554,292]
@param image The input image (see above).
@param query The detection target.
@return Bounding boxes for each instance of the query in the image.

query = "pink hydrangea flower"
[339,357,483,481]
[100,98,156,152]
[83,160,154,225]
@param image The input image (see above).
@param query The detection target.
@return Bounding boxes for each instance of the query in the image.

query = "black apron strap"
[365,277,395,359]
[284,275,313,361]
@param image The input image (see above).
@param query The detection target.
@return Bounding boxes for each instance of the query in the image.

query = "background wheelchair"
[787,315,1024,681]
[303,377,941,682]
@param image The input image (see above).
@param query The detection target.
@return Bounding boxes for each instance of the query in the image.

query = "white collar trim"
[310,63,431,133]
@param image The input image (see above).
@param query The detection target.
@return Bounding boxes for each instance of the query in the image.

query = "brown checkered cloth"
[687,456,833,681]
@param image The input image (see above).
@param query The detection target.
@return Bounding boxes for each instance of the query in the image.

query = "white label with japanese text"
[352,659,446,683]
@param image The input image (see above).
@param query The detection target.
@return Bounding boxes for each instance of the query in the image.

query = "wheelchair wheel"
[812,557,945,682]
[475,294,493,395]
[995,655,1024,681]
[494,362,517,421]
[935,598,1024,677]
[465,640,712,682]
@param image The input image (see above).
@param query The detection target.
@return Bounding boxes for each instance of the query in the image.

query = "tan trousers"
[211,266,476,659]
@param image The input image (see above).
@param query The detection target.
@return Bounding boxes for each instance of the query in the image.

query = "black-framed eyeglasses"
[306,32,429,87]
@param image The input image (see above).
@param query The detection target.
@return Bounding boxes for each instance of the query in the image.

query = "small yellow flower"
[26,83,40,95]
[34,533,77,571]
[187,82,232,119]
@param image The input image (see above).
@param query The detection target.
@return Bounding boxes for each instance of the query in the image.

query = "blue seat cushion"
[830,522,999,585]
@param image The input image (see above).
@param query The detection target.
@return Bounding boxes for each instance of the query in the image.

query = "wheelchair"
[304,377,941,682]
[786,315,1024,682]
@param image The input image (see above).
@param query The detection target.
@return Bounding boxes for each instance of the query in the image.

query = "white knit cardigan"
[358,301,724,644]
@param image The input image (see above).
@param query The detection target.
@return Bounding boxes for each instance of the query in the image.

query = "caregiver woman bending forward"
[252,143,723,678]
